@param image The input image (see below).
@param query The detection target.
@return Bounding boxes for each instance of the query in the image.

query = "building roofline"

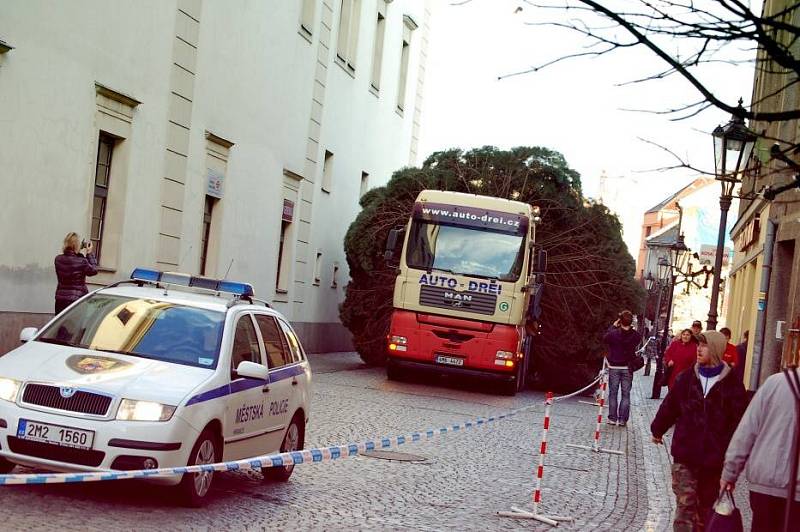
[645,176,715,214]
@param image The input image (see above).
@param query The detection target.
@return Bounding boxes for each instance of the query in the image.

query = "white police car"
[0,268,312,506]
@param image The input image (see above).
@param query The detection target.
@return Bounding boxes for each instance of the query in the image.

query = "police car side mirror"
[19,327,38,343]
[235,361,270,381]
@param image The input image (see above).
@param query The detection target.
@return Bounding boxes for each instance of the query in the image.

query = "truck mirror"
[384,227,405,263]
[535,248,548,273]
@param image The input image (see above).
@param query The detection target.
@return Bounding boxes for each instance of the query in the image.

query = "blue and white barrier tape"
[0,403,540,485]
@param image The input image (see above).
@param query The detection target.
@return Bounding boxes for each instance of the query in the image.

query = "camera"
[80,240,88,250]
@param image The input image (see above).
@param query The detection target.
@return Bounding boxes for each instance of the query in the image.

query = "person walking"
[691,320,703,339]
[734,331,749,384]
[603,310,641,427]
[719,327,739,368]
[664,329,697,389]
[721,369,800,531]
[651,330,747,532]
[54,232,98,314]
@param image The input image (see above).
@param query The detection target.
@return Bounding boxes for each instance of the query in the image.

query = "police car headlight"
[0,378,21,403]
[116,399,176,422]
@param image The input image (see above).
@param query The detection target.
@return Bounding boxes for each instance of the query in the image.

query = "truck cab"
[385,190,544,395]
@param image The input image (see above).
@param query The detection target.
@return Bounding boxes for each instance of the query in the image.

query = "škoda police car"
[0,269,311,506]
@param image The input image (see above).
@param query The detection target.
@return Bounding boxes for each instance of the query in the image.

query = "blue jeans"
[607,368,632,423]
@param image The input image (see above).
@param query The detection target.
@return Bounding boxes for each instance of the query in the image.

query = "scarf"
[698,363,724,378]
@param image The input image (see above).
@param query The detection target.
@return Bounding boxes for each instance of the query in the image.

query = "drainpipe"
[749,218,777,391]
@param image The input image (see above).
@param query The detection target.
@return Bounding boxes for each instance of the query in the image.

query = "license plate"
[435,354,464,366]
[17,419,95,450]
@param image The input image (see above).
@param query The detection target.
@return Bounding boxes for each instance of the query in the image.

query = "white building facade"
[0,0,433,353]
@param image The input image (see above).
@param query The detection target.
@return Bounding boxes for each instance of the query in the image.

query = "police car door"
[223,313,271,461]
[253,314,295,452]
[276,318,310,423]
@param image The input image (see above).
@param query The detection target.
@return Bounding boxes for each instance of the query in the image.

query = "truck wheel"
[177,428,219,507]
[358,347,387,366]
[500,363,525,396]
[386,361,406,381]
[263,413,304,482]
[0,457,15,474]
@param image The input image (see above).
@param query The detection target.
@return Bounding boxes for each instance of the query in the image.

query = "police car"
[0,268,312,506]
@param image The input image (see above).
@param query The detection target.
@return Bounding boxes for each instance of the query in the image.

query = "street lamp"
[644,272,655,291]
[708,99,757,330]
[651,240,691,399]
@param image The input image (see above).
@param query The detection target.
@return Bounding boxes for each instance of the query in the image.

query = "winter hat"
[697,330,727,364]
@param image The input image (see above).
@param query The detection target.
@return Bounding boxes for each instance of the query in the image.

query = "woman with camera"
[54,232,98,314]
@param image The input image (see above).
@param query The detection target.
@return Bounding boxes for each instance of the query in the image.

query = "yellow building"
[727,0,800,389]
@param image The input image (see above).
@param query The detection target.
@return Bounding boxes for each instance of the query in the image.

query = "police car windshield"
[406,221,525,281]
[38,294,224,369]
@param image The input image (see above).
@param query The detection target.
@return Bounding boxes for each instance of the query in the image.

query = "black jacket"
[54,251,98,302]
[651,364,747,471]
[603,326,641,366]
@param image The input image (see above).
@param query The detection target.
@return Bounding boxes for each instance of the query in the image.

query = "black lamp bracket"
[765,144,800,201]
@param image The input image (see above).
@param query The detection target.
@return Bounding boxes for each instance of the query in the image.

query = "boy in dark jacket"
[603,310,641,426]
[651,330,747,532]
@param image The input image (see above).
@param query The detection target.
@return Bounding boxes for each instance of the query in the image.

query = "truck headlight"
[116,399,176,422]
[0,378,21,403]
[388,335,408,352]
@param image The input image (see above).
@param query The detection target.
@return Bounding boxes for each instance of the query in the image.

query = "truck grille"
[419,285,497,316]
[21,384,112,416]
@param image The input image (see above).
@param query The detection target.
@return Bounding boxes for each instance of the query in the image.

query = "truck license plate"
[436,354,464,366]
[17,419,95,450]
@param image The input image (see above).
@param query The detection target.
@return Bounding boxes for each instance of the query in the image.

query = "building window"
[336,0,361,73]
[370,5,386,91]
[276,199,295,293]
[91,133,115,261]
[200,195,216,275]
[314,251,323,285]
[300,0,315,37]
[322,150,334,192]
[360,171,369,198]
[397,15,417,113]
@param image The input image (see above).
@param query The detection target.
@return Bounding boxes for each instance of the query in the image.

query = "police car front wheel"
[177,428,220,507]
[263,413,304,482]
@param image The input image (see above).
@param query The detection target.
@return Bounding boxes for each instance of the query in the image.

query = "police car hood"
[0,342,214,405]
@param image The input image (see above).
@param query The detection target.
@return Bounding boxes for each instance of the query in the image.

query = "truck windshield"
[406,221,526,281]
[37,294,225,369]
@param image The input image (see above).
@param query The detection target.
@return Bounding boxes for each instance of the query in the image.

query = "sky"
[416,0,759,256]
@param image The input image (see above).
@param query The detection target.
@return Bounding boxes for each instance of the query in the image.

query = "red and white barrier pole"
[532,391,553,515]
[592,374,607,452]
[566,368,624,456]
[498,392,573,526]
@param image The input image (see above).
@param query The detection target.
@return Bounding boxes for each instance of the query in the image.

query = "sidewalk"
[631,363,753,531]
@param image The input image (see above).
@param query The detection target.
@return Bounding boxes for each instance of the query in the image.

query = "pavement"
[0,353,753,530]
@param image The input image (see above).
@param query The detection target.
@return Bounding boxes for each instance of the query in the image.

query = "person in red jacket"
[664,329,696,389]
[719,327,739,368]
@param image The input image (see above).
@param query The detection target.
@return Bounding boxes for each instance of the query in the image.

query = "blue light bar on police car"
[130,268,160,282]
[130,268,254,297]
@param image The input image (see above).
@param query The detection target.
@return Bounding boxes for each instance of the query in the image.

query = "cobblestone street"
[0,353,753,530]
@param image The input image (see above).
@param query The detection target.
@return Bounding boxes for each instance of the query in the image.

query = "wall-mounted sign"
[207,168,224,199]
[734,216,760,252]
[698,245,733,267]
[282,199,295,222]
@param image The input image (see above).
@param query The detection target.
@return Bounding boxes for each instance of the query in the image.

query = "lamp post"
[643,272,657,376]
[708,99,757,330]
[652,238,691,399]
